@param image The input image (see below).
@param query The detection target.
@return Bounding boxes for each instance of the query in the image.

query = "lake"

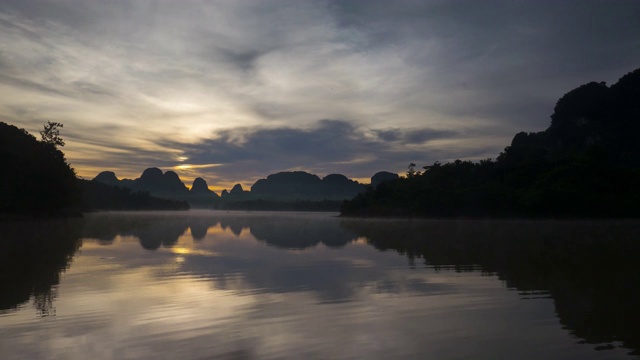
[1,211,639,359]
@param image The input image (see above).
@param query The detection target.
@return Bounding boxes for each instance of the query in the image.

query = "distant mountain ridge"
[250,171,366,200]
[93,168,398,209]
[92,167,219,208]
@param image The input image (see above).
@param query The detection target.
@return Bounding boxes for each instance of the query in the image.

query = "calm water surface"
[1,211,639,359]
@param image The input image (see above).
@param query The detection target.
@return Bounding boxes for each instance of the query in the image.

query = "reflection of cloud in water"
[3,211,640,360]
[341,218,640,356]
[80,212,442,303]
[74,212,640,356]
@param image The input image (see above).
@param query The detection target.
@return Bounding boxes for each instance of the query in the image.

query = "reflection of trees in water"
[13,213,639,355]
[340,219,640,356]
[0,219,82,316]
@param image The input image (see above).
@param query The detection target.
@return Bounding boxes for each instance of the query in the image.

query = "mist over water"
[1,211,639,359]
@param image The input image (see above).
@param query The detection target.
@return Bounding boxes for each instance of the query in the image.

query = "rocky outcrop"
[190,177,212,194]
[187,177,220,208]
[230,184,245,195]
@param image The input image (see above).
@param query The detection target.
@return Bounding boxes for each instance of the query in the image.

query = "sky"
[1,0,639,191]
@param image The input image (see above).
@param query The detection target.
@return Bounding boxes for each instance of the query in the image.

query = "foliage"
[0,122,80,217]
[342,67,640,218]
[40,121,65,148]
[80,180,190,211]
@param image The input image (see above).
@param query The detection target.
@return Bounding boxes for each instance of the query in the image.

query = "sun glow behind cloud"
[0,1,638,188]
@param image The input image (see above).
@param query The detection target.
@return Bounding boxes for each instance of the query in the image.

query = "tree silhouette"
[341,67,640,218]
[40,121,65,147]
[0,121,79,216]
[407,163,417,177]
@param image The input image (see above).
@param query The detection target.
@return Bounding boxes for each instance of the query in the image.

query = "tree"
[1,121,80,216]
[406,163,417,177]
[40,121,65,147]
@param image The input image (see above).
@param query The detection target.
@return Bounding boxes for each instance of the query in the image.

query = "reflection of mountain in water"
[340,219,640,356]
[82,213,357,251]
[248,217,355,249]
[0,220,82,316]
[81,214,220,250]
[135,222,189,250]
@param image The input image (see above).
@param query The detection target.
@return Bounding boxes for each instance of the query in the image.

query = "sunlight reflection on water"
[0,211,638,359]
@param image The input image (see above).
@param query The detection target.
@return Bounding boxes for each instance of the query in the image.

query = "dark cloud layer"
[159,120,493,186]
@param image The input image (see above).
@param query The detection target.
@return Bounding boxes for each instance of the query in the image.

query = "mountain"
[132,168,189,197]
[93,168,217,208]
[93,167,394,211]
[190,177,213,194]
[187,178,219,208]
[342,67,640,218]
[250,171,365,200]
[230,183,247,195]
[93,171,119,186]
[371,171,399,187]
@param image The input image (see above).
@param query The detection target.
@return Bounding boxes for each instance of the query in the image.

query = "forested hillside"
[342,68,640,218]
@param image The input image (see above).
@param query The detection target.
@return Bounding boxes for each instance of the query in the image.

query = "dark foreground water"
[1,211,640,359]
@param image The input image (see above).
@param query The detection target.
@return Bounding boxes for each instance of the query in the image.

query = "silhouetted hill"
[250,171,365,200]
[81,180,189,211]
[93,167,378,210]
[321,173,365,198]
[93,171,119,186]
[187,177,219,208]
[93,168,218,208]
[371,171,399,187]
[0,122,80,218]
[132,168,189,196]
[342,67,640,218]
[190,177,214,194]
[230,183,247,195]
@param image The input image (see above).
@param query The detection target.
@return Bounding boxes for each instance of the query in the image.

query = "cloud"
[154,119,499,188]
[0,0,638,185]
[374,128,457,144]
